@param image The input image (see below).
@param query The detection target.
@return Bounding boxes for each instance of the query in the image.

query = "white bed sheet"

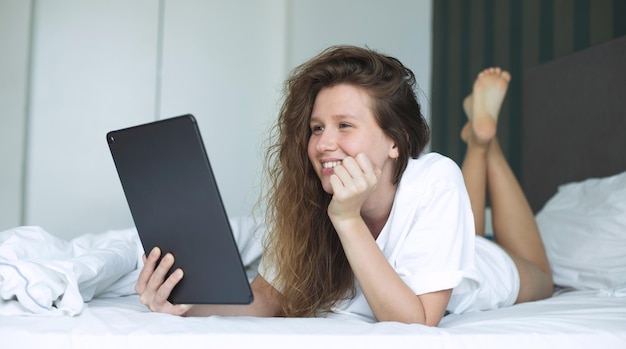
[2,289,625,349]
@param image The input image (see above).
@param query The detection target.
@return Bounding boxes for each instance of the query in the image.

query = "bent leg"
[486,139,553,302]
[460,122,489,237]
[509,253,554,303]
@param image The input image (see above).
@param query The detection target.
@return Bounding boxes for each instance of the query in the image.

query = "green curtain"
[431,0,625,178]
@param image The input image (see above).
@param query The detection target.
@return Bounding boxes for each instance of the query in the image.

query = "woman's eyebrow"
[310,114,357,123]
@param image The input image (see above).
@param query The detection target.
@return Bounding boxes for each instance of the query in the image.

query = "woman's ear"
[389,143,399,160]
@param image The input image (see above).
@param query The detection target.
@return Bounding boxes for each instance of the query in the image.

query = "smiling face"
[307,83,399,194]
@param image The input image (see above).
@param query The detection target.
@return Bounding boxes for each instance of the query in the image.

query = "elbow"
[375,305,445,326]
[377,313,441,326]
[424,316,443,327]
[407,317,441,327]
[400,317,441,327]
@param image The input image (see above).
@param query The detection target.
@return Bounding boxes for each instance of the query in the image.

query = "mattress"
[2,288,625,349]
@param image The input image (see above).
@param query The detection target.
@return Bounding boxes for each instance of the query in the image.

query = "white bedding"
[2,172,626,349]
[1,289,625,349]
[0,218,262,317]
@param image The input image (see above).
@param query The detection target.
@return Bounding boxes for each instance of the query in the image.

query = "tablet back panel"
[107,114,253,304]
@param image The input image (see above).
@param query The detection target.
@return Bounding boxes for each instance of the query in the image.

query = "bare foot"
[460,122,470,143]
[460,95,473,142]
[470,67,511,144]
[463,95,473,118]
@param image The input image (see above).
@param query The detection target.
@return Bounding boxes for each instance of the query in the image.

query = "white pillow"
[535,170,626,290]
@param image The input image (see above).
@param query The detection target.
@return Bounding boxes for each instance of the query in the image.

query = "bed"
[2,37,626,349]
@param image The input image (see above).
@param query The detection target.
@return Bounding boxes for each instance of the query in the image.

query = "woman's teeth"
[322,161,341,169]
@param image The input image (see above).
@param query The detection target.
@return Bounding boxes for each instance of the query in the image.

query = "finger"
[136,247,161,294]
[156,268,184,303]
[330,162,355,196]
[340,156,362,176]
[332,157,360,188]
[331,163,350,185]
[340,156,372,192]
[353,153,373,173]
[139,265,178,308]
[354,153,380,182]
[144,269,185,314]
[168,303,193,316]
[329,173,344,193]
[148,252,176,290]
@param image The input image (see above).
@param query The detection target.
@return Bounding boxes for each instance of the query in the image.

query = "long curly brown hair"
[261,45,430,317]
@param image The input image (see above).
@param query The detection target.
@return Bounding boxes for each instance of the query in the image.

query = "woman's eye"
[311,125,324,133]
[339,123,352,129]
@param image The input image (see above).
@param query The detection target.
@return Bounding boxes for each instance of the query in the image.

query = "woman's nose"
[316,129,337,152]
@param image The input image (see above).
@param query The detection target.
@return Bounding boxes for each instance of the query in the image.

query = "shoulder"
[401,152,464,187]
[394,152,468,211]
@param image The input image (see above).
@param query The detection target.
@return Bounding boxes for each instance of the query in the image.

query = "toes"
[500,70,511,82]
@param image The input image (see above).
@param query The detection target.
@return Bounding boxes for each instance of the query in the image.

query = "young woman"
[135,46,553,325]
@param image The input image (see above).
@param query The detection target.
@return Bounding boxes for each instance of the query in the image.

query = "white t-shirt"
[259,152,480,322]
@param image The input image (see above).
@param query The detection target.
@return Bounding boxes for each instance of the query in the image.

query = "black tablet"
[107,114,253,305]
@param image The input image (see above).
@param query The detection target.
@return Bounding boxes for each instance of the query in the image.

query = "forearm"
[184,302,272,317]
[334,218,429,324]
[184,275,282,317]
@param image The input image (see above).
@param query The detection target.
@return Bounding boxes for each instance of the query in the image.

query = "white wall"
[0,0,432,240]
[0,0,31,232]
[25,0,160,237]
[288,0,432,124]
[159,0,287,217]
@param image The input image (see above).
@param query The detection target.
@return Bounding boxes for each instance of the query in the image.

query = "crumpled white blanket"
[0,216,265,317]
[0,226,143,316]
